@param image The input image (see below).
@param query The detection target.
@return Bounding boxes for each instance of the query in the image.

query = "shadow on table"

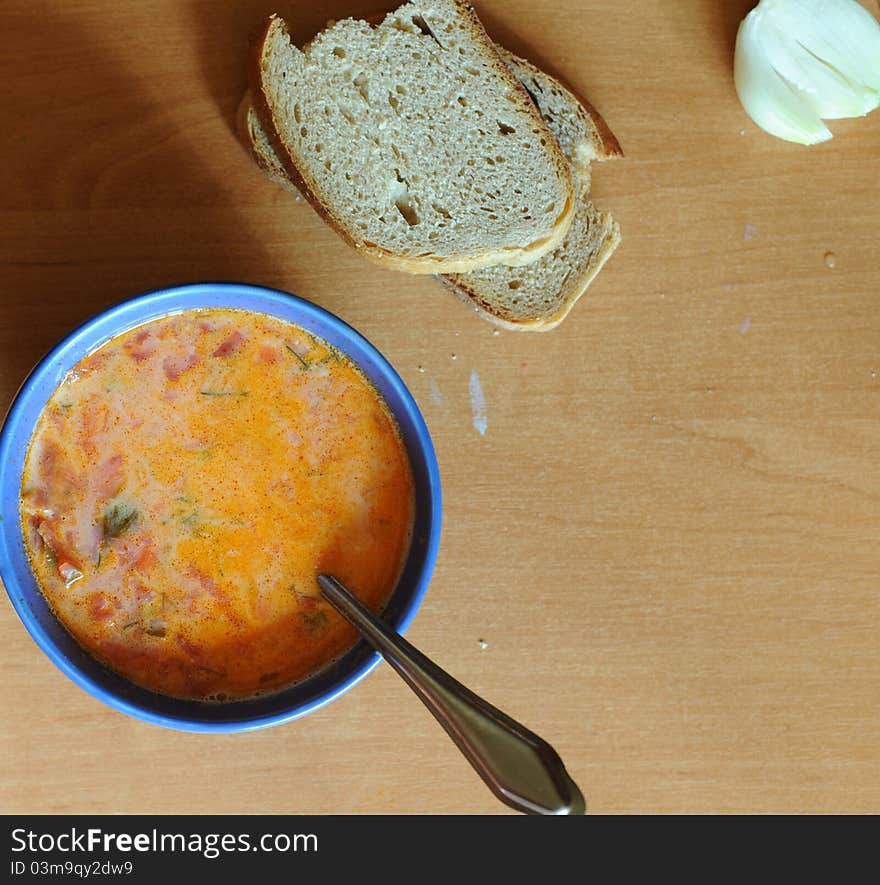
[0,6,284,411]
[710,0,759,60]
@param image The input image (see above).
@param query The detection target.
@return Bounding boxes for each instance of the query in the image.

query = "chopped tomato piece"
[163,352,199,381]
[293,590,320,609]
[133,542,158,572]
[78,351,110,374]
[123,329,157,362]
[186,567,226,601]
[36,440,81,503]
[94,454,124,499]
[258,344,278,364]
[86,592,114,621]
[35,519,82,571]
[212,330,245,358]
[79,400,110,456]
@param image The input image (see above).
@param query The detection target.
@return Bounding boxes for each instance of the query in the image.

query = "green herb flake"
[300,609,329,633]
[285,345,310,370]
[102,502,138,539]
[199,390,249,398]
[179,511,200,532]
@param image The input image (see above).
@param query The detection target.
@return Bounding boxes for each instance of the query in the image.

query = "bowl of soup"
[0,283,441,732]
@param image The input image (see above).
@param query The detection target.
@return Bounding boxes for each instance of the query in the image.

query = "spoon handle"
[317,574,585,815]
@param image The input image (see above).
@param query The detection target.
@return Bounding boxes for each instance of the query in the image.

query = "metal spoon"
[317,574,586,815]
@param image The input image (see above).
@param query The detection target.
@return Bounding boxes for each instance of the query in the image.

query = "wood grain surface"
[1,0,879,815]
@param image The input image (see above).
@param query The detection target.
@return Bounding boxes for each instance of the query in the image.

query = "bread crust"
[440,214,620,330]
[573,96,624,162]
[235,92,301,194]
[248,18,346,236]
[249,6,576,274]
[499,51,624,166]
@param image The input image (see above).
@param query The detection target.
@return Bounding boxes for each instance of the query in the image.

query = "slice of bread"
[439,53,624,331]
[439,190,621,331]
[239,48,623,197]
[250,3,575,274]
[440,57,623,331]
[241,46,623,331]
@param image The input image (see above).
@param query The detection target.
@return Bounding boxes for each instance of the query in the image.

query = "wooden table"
[2,0,879,815]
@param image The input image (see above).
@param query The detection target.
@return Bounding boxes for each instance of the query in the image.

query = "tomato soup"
[19,309,414,700]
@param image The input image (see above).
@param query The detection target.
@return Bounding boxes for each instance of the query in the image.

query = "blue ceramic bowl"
[0,283,441,732]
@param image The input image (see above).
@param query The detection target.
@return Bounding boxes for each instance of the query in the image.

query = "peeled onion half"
[734,0,880,144]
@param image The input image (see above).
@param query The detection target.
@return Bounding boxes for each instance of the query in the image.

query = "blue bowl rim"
[0,282,442,732]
